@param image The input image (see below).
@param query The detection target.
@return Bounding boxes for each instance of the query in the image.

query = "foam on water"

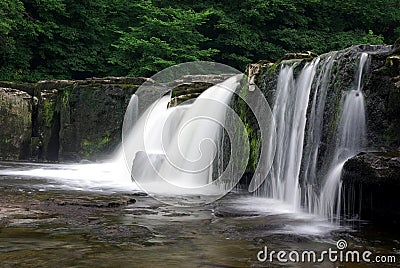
[223,196,340,236]
[0,160,136,192]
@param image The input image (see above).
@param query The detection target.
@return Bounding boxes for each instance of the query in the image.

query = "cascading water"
[121,75,242,193]
[318,53,369,221]
[122,94,139,136]
[302,54,337,214]
[261,51,371,221]
[0,48,383,221]
[265,59,319,209]
[0,75,241,196]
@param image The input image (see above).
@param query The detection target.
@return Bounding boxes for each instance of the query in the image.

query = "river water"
[0,161,399,267]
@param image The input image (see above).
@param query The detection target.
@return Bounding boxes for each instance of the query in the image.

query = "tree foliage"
[0,0,399,81]
[108,1,217,76]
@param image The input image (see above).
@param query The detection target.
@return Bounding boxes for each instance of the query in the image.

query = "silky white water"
[0,161,136,192]
[264,58,319,209]
[302,54,337,213]
[261,52,370,221]
[121,75,242,195]
[318,53,368,221]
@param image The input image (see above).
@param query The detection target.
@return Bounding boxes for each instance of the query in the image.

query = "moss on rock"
[0,88,32,159]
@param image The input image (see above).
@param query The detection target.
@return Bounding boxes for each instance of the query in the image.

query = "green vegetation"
[81,135,110,158]
[231,83,262,173]
[1,0,399,81]
[43,100,55,127]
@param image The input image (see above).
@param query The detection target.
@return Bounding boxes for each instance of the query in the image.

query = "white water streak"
[264,52,369,221]
[318,53,369,221]
[267,58,319,209]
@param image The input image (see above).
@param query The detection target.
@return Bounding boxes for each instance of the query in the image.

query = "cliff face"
[0,88,32,159]
[54,79,140,161]
[363,45,400,151]
[0,78,142,161]
[0,77,219,161]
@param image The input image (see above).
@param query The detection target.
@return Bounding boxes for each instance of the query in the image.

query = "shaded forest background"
[1,0,399,82]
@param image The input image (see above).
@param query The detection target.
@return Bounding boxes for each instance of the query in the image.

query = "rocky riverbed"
[1,161,399,267]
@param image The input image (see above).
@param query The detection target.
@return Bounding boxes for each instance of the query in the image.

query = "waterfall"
[265,58,319,209]
[302,54,337,214]
[262,52,370,220]
[122,75,242,193]
[0,73,243,201]
[318,53,368,221]
[123,94,139,135]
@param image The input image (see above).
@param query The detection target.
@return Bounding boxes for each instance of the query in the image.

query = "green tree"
[26,0,114,79]
[108,0,217,77]
[0,0,37,81]
[167,0,399,69]
[0,0,399,81]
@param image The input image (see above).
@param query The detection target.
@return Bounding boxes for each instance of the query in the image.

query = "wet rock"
[247,61,273,90]
[57,82,139,161]
[0,88,32,160]
[364,50,400,150]
[94,224,153,245]
[163,212,191,217]
[393,37,400,54]
[128,209,158,215]
[125,192,148,197]
[0,78,142,161]
[170,74,234,85]
[281,51,318,61]
[342,152,400,224]
[54,197,136,208]
[386,55,400,72]
[169,76,235,106]
[342,152,400,184]
[214,208,259,218]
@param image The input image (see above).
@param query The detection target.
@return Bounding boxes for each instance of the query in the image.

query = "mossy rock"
[171,82,212,97]
[0,88,32,159]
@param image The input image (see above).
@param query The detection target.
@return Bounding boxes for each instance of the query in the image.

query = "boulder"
[342,152,400,224]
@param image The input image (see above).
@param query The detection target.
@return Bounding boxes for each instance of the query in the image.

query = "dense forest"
[1,0,399,82]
